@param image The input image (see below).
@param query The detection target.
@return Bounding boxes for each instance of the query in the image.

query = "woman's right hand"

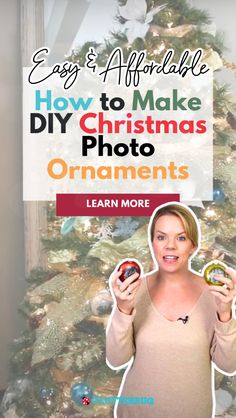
[111,270,142,315]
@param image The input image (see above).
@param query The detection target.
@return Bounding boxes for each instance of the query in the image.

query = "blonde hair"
[150,203,198,247]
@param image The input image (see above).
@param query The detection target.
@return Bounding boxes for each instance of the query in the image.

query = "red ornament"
[118,260,141,282]
[82,396,91,405]
[29,309,46,329]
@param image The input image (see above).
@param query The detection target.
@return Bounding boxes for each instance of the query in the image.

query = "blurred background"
[0,1,236,417]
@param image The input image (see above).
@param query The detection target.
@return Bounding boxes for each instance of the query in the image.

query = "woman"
[106,202,236,418]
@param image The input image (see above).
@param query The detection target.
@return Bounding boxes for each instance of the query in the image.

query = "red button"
[56,194,180,216]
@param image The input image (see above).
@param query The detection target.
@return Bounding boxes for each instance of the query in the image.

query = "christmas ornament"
[203,261,229,286]
[90,289,112,315]
[213,182,225,204]
[70,383,93,406]
[60,217,76,235]
[118,260,141,282]
[29,308,46,329]
[119,0,167,43]
[39,387,54,400]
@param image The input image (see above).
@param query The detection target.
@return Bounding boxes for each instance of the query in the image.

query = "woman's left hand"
[208,267,236,322]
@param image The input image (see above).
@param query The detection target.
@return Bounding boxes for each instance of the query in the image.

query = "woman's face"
[152,214,195,273]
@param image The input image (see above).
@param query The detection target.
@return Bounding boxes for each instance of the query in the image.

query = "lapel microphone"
[177,315,189,324]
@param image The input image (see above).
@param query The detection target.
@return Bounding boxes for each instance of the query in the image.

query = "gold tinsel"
[88,225,152,272]
[28,272,108,365]
[150,23,196,37]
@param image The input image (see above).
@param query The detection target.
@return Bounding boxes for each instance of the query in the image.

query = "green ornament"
[203,262,228,286]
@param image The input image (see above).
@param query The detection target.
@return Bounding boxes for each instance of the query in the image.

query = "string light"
[103,264,110,271]
[205,208,216,218]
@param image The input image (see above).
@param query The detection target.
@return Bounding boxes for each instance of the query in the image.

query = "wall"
[0,0,25,389]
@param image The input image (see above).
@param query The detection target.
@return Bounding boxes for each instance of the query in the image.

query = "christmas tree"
[2,0,236,417]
